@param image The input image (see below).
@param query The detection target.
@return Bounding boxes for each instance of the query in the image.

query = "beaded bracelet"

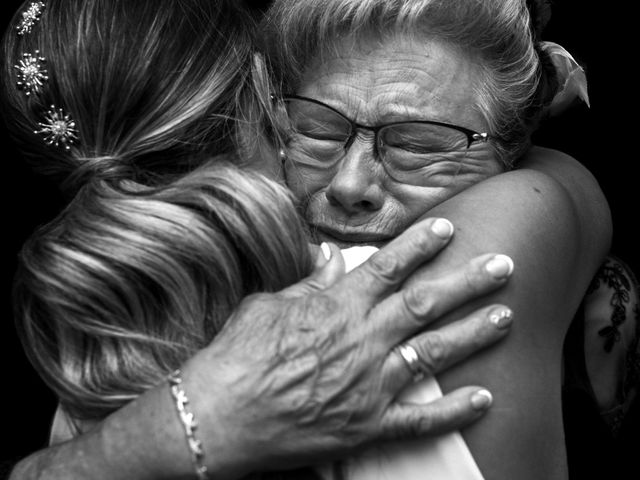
[168,369,209,479]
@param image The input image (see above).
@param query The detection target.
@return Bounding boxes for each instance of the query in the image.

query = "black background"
[0,0,634,477]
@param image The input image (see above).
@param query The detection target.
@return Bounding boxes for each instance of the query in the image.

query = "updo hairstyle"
[262,0,560,167]
[3,0,313,422]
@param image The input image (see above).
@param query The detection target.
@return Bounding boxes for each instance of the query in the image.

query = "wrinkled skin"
[285,33,504,248]
[7,218,516,480]
[182,218,514,476]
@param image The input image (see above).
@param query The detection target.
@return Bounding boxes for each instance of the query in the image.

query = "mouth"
[310,225,393,248]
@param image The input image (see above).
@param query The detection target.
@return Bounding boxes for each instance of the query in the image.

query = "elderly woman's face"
[284,34,502,247]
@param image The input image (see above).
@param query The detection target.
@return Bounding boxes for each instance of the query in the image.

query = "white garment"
[325,246,484,480]
[49,405,77,445]
[49,245,484,479]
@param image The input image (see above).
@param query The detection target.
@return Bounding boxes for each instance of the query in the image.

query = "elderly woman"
[1,1,524,478]
[261,0,633,478]
[3,0,615,479]
[265,0,575,242]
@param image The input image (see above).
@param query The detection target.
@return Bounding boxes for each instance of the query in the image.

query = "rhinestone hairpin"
[15,51,48,96]
[16,2,45,36]
[35,105,79,150]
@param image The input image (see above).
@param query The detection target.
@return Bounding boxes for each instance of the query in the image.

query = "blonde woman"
[2,0,612,479]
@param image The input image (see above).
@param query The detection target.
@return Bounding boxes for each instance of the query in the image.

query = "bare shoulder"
[416,154,611,479]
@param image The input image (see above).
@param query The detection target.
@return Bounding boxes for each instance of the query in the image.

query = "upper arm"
[411,148,610,479]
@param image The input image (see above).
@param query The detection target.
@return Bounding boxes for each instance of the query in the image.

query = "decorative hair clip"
[35,105,79,150]
[17,2,45,36]
[15,51,48,96]
[539,41,590,116]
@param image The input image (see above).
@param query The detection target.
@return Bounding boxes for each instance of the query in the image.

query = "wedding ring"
[394,343,430,382]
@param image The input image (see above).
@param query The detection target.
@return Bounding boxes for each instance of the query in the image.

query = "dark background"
[0,0,634,477]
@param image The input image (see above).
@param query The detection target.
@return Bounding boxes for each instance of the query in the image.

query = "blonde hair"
[2,0,277,194]
[262,0,559,166]
[14,163,313,421]
[3,0,314,422]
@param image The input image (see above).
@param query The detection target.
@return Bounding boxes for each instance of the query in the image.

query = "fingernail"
[431,218,454,239]
[320,242,332,261]
[471,389,493,410]
[490,308,514,330]
[485,254,514,279]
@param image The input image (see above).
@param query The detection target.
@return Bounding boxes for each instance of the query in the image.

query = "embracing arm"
[410,146,611,479]
[10,147,604,480]
[9,220,513,480]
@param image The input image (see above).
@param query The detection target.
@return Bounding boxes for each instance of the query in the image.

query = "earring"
[279,148,287,163]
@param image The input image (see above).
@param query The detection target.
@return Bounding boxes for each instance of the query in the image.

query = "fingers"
[380,386,493,440]
[373,253,514,339]
[376,303,511,440]
[279,242,345,298]
[382,305,513,391]
[344,218,455,301]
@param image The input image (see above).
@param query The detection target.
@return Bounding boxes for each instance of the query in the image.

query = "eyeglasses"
[279,94,490,184]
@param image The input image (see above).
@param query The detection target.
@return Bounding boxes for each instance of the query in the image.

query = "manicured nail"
[471,389,493,410]
[490,308,514,330]
[320,242,331,261]
[485,254,514,279]
[431,218,454,239]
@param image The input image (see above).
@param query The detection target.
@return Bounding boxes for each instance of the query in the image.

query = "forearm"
[11,386,184,480]
[10,364,246,480]
[415,149,610,479]
[9,217,519,480]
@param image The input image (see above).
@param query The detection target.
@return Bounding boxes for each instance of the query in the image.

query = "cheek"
[411,152,503,196]
[454,157,504,186]
[391,185,457,223]
[387,170,495,225]
[284,163,334,199]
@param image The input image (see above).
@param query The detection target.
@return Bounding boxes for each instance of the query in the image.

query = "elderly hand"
[182,217,515,477]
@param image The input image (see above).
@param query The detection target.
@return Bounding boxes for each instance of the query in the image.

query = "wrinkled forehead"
[295,32,487,129]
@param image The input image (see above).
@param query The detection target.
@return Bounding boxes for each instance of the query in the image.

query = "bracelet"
[168,369,209,479]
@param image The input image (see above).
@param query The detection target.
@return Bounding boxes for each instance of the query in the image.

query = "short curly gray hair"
[262,0,558,167]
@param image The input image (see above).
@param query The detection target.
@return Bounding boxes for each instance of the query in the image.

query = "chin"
[304,201,406,248]
[314,231,387,249]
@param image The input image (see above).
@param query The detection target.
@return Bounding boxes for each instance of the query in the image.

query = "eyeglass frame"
[276,94,490,156]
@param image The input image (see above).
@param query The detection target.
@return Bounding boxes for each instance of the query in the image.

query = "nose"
[325,138,385,214]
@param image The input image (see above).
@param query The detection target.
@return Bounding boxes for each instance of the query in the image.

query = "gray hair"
[262,0,558,167]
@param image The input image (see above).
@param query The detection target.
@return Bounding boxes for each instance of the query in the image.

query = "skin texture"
[7,145,609,480]
[7,149,610,480]
[286,34,503,247]
[9,44,610,480]
[284,31,613,480]
[5,20,612,480]
[328,148,610,480]
[185,227,514,477]
[408,160,585,479]
[8,220,516,480]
